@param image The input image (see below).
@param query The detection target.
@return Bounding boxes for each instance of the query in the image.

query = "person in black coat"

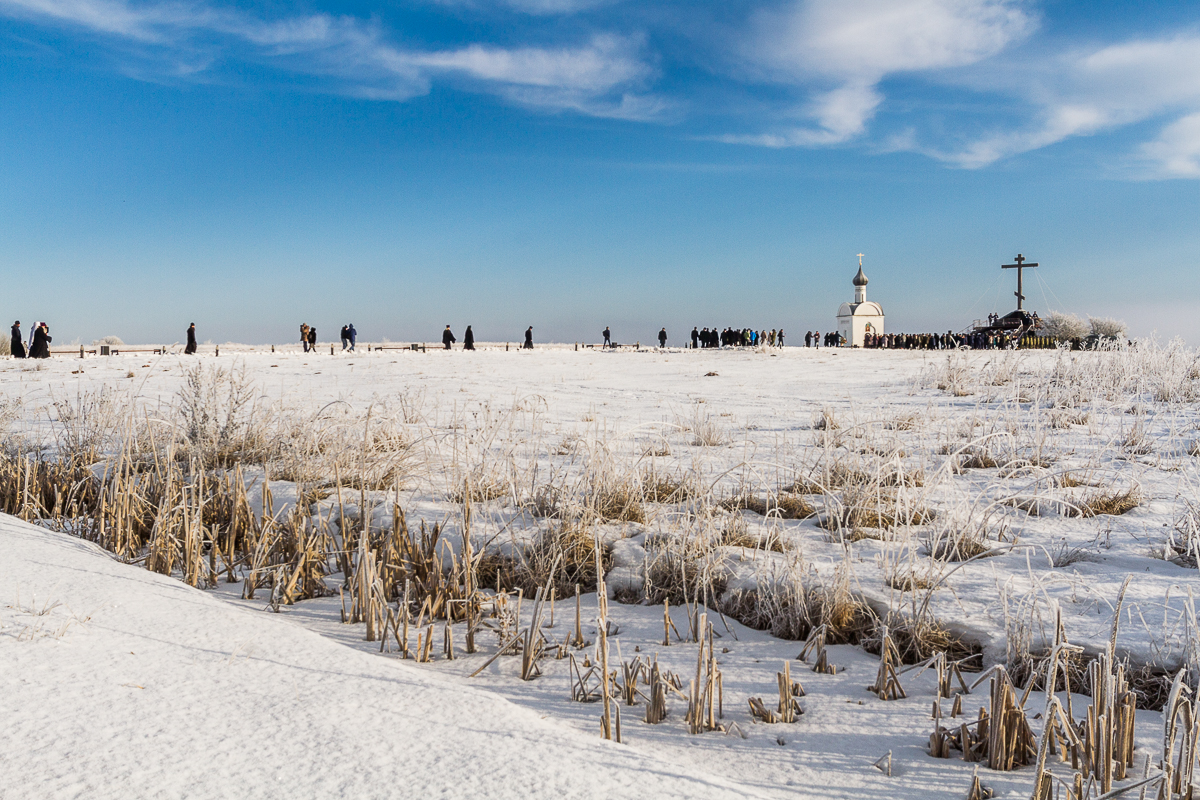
[463,325,475,351]
[523,326,534,349]
[185,323,197,355]
[30,323,51,358]
[603,327,611,348]
[658,328,667,348]
[307,327,317,351]
[443,325,456,350]
[10,322,26,358]
[340,325,350,351]
[691,327,698,349]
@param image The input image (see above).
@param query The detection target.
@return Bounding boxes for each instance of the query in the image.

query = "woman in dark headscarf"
[185,323,197,355]
[30,323,51,358]
[463,325,475,351]
[10,321,26,358]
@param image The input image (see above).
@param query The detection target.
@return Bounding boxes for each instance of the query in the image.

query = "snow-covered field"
[2,343,1198,799]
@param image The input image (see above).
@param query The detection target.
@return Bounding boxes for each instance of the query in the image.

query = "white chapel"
[836,255,885,347]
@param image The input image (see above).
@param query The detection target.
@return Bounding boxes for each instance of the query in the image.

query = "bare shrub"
[175,363,267,466]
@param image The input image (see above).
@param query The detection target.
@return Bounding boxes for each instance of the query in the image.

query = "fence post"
[216,345,220,356]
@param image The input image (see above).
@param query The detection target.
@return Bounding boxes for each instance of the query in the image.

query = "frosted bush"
[93,335,125,346]
[1042,311,1089,342]
[1089,316,1128,339]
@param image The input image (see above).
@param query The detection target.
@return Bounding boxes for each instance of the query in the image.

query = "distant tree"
[1088,316,1128,339]
[1042,311,1089,342]
[93,335,125,346]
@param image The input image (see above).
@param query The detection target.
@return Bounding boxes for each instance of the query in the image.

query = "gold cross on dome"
[857,253,864,266]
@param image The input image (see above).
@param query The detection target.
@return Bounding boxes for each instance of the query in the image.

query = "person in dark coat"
[691,327,699,349]
[340,325,350,351]
[307,327,317,351]
[30,323,51,359]
[347,324,356,352]
[443,325,456,350]
[464,325,475,351]
[603,327,611,348]
[185,323,197,355]
[523,327,533,349]
[658,328,667,348]
[10,322,26,358]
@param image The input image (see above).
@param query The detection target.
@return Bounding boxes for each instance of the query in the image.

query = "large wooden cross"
[1001,253,1038,311]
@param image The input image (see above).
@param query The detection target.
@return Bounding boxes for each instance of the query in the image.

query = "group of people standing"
[297,323,359,352]
[441,326,534,350]
[804,331,840,348]
[692,327,785,348]
[9,321,51,359]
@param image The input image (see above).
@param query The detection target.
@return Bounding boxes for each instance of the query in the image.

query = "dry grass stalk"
[685,614,724,734]
[644,660,673,724]
[798,624,838,674]
[1068,488,1142,518]
[867,627,907,701]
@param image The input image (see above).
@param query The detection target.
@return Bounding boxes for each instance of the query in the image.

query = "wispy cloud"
[423,0,622,16]
[736,0,1033,144]
[923,34,1200,173]
[0,0,662,114]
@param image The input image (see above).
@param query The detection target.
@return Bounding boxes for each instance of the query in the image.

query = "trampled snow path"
[0,515,777,800]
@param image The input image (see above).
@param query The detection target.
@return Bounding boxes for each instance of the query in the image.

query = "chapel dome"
[853,266,868,287]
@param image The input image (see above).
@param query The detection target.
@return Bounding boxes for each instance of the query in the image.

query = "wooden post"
[215,345,220,356]
[271,344,275,353]
[79,345,84,358]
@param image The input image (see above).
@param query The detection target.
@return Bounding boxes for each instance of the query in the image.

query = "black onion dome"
[853,265,868,287]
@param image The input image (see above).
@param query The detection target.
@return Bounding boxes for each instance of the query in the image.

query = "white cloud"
[1141,112,1200,178]
[742,0,1033,143]
[0,0,660,115]
[927,34,1200,172]
[425,0,620,15]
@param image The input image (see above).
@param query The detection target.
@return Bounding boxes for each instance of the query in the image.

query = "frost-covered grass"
[2,341,1199,798]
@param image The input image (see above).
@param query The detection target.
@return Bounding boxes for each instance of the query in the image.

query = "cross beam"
[1001,254,1039,311]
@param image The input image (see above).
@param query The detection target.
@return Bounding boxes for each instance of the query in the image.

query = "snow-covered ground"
[2,343,1198,798]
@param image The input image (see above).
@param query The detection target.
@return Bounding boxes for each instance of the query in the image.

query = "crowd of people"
[862,331,1010,349]
[7,319,1020,359]
[8,321,52,359]
[598,327,788,349]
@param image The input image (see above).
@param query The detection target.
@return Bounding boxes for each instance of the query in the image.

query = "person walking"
[300,323,310,352]
[603,327,611,348]
[777,329,785,347]
[307,326,317,352]
[464,325,475,351]
[524,326,534,349]
[691,327,699,349]
[10,321,26,359]
[340,325,350,351]
[29,323,51,358]
[347,324,357,352]
[185,323,197,355]
[443,325,456,350]
[658,327,667,348]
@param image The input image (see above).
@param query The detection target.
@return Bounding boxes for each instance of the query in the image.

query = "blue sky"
[2,0,1198,345]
